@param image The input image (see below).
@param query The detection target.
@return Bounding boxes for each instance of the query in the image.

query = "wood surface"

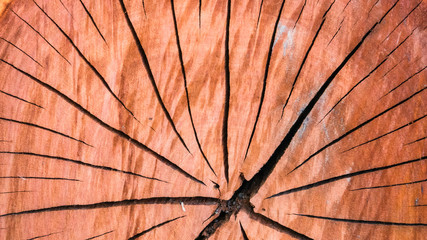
[0,0,426,239]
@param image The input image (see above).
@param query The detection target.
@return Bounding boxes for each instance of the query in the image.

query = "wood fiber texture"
[0,0,426,239]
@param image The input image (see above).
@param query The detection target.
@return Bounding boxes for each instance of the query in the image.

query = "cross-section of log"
[0,0,426,239]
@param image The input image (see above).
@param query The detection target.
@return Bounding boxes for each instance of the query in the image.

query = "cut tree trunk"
[0,0,426,239]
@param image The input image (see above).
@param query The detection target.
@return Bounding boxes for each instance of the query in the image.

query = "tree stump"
[0,0,426,239]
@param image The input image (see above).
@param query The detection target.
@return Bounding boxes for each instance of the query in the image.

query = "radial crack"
[0,197,218,217]
[33,1,138,122]
[0,59,204,185]
[0,117,93,147]
[244,0,286,160]
[170,0,215,175]
[319,27,415,123]
[0,37,43,67]
[256,0,264,29]
[291,86,426,175]
[293,0,306,29]
[382,1,421,43]
[239,221,250,240]
[128,216,185,240]
[11,10,71,65]
[78,0,107,43]
[350,178,427,191]
[342,114,426,153]
[281,1,334,119]
[380,65,426,99]
[244,207,312,240]
[85,230,114,240]
[293,213,427,226]
[0,176,80,181]
[0,90,44,109]
[118,0,191,153]
[0,151,165,182]
[222,0,231,182]
[268,156,426,198]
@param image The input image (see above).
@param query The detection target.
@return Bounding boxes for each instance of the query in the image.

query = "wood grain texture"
[0,0,426,239]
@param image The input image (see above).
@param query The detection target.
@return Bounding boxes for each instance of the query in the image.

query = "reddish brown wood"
[0,0,426,239]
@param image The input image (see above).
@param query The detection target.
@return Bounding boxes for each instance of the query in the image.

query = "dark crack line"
[340,0,351,15]
[293,213,427,226]
[405,136,426,146]
[244,207,312,240]
[381,1,421,43]
[0,151,166,182]
[199,0,202,28]
[0,37,43,67]
[196,3,400,238]
[327,18,344,47]
[0,90,44,109]
[0,59,204,185]
[239,221,250,240]
[223,0,231,182]
[291,85,425,175]
[256,0,264,29]
[11,10,71,65]
[142,0,147,17]
[293,0,306,29]
[383,58,404,78]
[58,0,72,18]
[256,0,398,192]
[170,0,215,175]
[350,178,427,191]
[319,26,415,123]
[0,176,80,181]
[268,156,426,198]
[0,197,221,218]
[0,117,93,147]
[367,0,381,16]
[0,190,31,194]
[342,114,426,153]
[33,1,138,122]
[380,65,426,99]
[79,0,107,44]
[244,0,286,160]
[27,231,62,240]
[129,215,185,240]
[281,1,334,119]
[118,0,191,153]
[85,230,114,240]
